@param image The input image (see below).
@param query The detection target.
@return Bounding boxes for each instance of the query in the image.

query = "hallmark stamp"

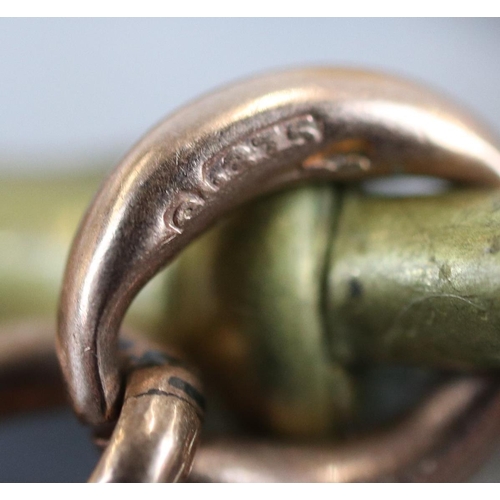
[164,114,323,240]
[164,192,205,241]
[202,114,323,191]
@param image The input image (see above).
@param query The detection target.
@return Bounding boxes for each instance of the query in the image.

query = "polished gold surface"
[91,394,201,482]
[90,357,204,483]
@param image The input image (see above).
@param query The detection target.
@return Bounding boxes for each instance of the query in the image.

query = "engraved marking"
[172,193,205,229]
[204,144,257,190]
[164,192,206,241]
[286,114,323,144]
[163,114,323,239]
[202,114,323,191]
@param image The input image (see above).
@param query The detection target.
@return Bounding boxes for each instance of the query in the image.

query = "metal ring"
[2,321,500,482]
[88,335,205,482]
[190,376,500,482]
[56,67,500,426]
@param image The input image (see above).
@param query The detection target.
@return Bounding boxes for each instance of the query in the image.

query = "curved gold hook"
[89,336,204,483]
[57,67,500,426]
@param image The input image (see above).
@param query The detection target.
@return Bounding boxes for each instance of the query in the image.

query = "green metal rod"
[328,188,500,371]
[1,174,499,435]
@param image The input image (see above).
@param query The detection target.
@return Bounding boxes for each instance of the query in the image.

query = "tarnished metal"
[327,187,500,370]
[56,67,500,429]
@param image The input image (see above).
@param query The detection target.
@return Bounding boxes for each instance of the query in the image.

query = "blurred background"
[0,18,499,481]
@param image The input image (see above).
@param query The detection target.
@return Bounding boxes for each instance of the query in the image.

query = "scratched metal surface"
[0,18,499,481]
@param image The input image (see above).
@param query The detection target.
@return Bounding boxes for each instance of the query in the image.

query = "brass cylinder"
[327,188,500,370]
[2,174,500,436]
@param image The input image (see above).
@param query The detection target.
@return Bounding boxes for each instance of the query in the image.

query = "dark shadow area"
[0,409,99,482]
